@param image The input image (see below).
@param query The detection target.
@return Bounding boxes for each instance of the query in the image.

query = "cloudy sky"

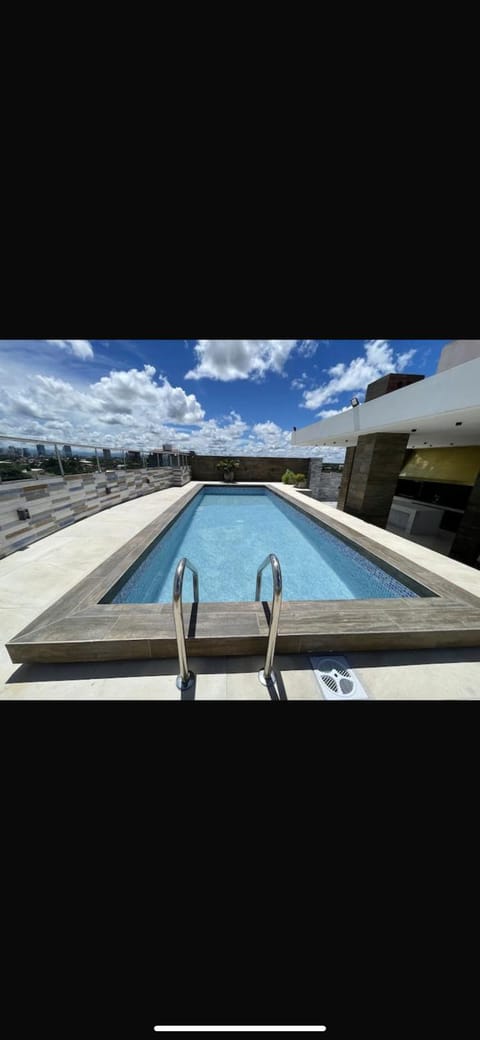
[0,339,450,460]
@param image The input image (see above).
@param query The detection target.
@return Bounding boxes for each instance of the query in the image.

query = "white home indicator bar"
[153,1029,327,1033]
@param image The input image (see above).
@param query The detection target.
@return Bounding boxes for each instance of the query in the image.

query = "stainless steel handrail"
[172,557,199,691]
[255,553,282,686]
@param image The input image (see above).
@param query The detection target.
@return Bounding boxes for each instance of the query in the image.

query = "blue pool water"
[107,487,423,603]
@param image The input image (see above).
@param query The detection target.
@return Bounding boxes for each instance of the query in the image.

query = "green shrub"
[0,467,26,481]
[216,458,240,472]
[295,473,306,484]
[281,469,297,484]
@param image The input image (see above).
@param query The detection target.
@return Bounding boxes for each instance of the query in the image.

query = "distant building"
[36,444,46,457]
[103,448,112,460]
[364,372,424,402]
[63,444,72,457]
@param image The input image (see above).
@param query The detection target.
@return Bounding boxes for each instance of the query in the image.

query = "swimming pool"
[105,487,424,603]
[12,481,480,667]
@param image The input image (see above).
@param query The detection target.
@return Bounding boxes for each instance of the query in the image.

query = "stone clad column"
[308,458,324,498]
[308,458,342,502]
[337,446,356,511]
[342,432,410,529]
[450,473,480,567]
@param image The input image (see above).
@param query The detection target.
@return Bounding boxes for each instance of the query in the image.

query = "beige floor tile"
[226,674,272,700]
[353,662,480,700]
[193,672,228,700]
[0,685,99,700]
[279,657,324,700]
[0,605,40,640]
[95,675,181,699]
[0,572,64,609]
[184,655,228,698]
[0,654,230,701]
[226,653,324,700]
[1,669,181,700]
[226,656,281,700]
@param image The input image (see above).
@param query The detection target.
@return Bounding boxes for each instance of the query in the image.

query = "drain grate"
[310,655,369,700]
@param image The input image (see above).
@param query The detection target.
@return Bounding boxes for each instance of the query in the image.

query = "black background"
[2,704,476,1039]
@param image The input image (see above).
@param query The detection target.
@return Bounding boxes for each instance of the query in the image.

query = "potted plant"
[294,472,307,488]
[281,468,297,485]
[216,458,240,483]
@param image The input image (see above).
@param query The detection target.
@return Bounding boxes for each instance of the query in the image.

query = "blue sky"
[0,339,450,460]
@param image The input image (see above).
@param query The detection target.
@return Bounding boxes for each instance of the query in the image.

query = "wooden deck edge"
[7,626,480,664]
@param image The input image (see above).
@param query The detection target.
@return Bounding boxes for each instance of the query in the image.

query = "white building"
[292,341,480,566]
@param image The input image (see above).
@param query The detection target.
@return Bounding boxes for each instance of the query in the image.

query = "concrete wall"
[190,455,311,483]
[0,466,190,559]
[437,340,480,372]
[308,459,342,502]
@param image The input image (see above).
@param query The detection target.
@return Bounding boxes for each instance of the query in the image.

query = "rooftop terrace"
[1,482,480,699]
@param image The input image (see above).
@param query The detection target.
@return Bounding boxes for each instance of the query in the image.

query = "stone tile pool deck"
[1,481,480,699]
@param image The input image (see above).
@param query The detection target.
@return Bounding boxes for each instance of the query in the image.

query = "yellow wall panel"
[399,446,480,485]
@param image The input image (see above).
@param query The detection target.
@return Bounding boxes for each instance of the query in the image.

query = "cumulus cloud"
[46,339,94,360]
[291,372,310,390]
[252,421,290,449]
[12,395,53,420]
[88,365,205,423]
[184,415,322,458]
[396,349,416,369]
[185,340,298,381]
[296,340,319,357]
[302,340,416,412]
[317,406,353,419]
[0,351,343,460]
[0,365,205,447]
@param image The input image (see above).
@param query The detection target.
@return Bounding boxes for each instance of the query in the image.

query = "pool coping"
[6,481,480,663]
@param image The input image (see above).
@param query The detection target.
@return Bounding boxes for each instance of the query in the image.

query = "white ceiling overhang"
[291,357,480,451]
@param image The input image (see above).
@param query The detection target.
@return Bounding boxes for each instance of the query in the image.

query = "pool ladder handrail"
[172,557,199,691]
[255,553,283,686]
